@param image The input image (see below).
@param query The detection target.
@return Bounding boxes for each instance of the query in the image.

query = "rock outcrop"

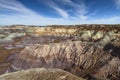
[7,41,120,80]
[0,25,119,45]
[0,25,119,80]
[0,68,85,80]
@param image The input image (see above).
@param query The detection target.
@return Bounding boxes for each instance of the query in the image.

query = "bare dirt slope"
[0,25,120,80]
[0,68,85,80]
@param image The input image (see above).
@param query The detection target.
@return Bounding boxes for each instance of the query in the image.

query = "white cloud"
[87,17,120,24]
[1,13,120,25]
[44,0,88,20]
[0,0,48,25]
[0,14,65,25]
[0,0,70,25]
[49,2,69,18]
[60,0,88,20]
[115,0,120,8]
[0,0,120,25]
[0,0,41,16]
[61,16,120,24]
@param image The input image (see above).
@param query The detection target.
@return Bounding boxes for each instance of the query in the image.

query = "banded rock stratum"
[8,41,120,80]
[0,25,119,80]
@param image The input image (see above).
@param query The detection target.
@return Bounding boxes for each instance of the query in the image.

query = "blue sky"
[0,0,120,25]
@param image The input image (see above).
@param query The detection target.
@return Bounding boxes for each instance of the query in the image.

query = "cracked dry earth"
[0,25,120,80]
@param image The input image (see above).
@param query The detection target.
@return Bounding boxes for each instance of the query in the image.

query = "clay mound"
[0,68,85,80]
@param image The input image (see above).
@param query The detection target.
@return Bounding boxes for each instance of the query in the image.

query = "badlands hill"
[0,68,85,80]
[0,25,119,80]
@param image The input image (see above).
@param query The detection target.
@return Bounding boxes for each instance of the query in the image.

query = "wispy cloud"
[44,0,88,20]
[0,0,44,25]
[0,0,120,25]
[0,0,68,25]
[60,0,88,20]
[62,16,120,24]
[0,0,41,16]
[48,2,69,18]
[89,17,120,24]
[0,0,70,25]
[115,0,120,8]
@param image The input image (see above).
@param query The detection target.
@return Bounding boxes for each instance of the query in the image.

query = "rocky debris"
[7,41,120,80]
[0,68,85,80]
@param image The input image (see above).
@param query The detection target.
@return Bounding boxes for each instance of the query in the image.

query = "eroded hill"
[0,25,120,80]
[0,68,85,80]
